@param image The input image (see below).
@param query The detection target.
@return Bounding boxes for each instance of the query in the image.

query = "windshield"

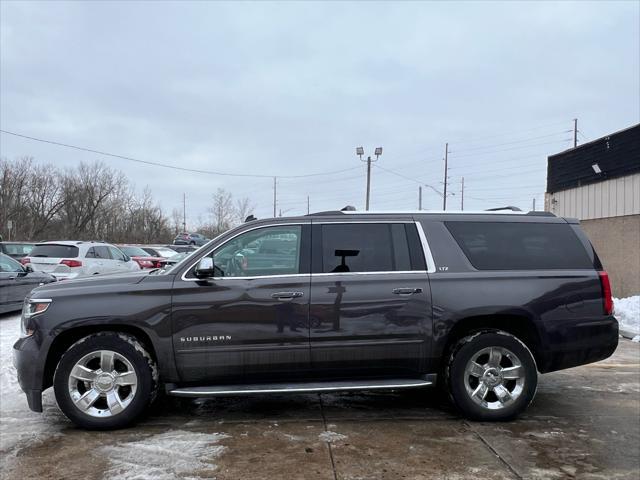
[159,250,198,274]
[120,246,150,257]
[155,247,178,258]
[0,253,23,272]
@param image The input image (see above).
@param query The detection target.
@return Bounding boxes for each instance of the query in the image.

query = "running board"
[168,376,436,398]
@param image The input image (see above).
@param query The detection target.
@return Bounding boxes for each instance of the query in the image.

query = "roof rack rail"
[307,210,346,216]
[526,211,556,217]
[485,206,522,212]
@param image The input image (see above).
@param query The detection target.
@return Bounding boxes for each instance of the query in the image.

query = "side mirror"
[194,257,215,279]
[25,264,34,273]
[123,255,131,262]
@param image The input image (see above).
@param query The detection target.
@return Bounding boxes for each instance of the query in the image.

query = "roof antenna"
[244,215,257,222]
[341,205,356,211]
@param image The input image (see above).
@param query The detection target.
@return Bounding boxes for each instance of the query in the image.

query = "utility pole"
[182,193,186,232]
[573,118,578,148]
[461,177,464,211]
[532,198,536,211]
[443,143,449,210]
[418,186,422,211]
[273,177,277,218]
[307,196,310,215]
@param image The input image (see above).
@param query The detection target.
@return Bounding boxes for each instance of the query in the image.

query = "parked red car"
[117,245,167,269]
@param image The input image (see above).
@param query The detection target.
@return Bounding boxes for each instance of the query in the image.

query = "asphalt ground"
[1,313,638,480]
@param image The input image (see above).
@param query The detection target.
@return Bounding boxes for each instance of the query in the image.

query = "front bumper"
[13,335,45,412]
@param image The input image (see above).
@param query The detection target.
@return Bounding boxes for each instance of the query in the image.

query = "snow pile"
[318,430,347,443]
[614,296,640,338]
[101,430,228,480]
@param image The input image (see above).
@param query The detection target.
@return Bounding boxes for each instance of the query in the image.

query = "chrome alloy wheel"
[463,346,525,410]
[67,350,138,418]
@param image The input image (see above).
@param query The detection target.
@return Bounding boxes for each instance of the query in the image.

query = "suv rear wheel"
[445,330,537,421]
[53,332,158,429]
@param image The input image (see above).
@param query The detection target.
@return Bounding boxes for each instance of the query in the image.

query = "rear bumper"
[12,335,46,412]
[538,316,619,373]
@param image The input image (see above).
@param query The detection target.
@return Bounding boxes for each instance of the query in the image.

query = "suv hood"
[30,271,149,297]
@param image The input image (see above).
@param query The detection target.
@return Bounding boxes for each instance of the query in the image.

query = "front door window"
[211,225,302,278]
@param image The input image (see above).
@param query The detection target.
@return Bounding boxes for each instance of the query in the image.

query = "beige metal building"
[545,124,639,298]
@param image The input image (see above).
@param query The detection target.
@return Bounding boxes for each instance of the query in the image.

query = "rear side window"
[445,222,594,270]
[30,244,79,258]
[320,223,413,273]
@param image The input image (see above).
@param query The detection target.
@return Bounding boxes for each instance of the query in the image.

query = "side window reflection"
[212,226,301,277]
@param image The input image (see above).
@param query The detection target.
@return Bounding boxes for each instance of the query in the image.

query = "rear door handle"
[271,291,304,301]
[392,287,422,295]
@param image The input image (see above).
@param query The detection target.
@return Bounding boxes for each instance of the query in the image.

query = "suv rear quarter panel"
[418,217,617,373]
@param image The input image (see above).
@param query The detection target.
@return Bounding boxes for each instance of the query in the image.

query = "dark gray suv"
[13,210,618,429]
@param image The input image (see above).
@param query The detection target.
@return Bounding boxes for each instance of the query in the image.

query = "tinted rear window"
[30,244,79,258]
[445,222,593,270]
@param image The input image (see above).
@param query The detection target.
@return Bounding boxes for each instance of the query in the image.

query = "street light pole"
[443,143,449,210]
[357,147,382,211]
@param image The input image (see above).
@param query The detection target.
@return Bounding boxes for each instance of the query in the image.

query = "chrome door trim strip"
[311,270,428,277]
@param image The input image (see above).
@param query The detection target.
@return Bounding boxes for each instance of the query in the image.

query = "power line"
[0,129,362,179]
[449,131,571,154]
[448,139,571,159]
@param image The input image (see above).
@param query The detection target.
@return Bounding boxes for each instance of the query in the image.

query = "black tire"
[53,332,158,430]
[445,330,537,421]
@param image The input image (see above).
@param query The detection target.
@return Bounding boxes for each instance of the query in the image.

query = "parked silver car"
[22,241,140,280]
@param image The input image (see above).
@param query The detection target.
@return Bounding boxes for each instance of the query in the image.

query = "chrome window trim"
[312,270,427,277]
[180,220,437,282]
[180,222,307,282]
[415,221,436,273]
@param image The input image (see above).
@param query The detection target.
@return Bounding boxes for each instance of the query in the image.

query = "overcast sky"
[1,1,638,226]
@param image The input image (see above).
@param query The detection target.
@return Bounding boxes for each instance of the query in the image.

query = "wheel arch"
[42,324,158,391]
[441,314,544,372]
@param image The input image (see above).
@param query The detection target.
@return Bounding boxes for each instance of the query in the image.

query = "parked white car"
[21,241,140,280]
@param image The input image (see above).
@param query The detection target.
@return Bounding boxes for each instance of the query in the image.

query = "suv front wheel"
[53,332,158,429]
[445,330,537,421]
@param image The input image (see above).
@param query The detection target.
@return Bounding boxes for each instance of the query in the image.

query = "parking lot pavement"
[2,312,639,479]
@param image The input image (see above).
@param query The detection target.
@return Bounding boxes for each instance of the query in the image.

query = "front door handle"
[271,291,304,301]
[392,287,422,295]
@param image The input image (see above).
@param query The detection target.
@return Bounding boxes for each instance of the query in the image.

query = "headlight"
[21,298,52,337]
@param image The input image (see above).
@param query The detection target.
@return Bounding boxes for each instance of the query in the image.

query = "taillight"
[60,259,82,268]
[137,259,154,268]
[598,271,614,315]
[20,257,31,265]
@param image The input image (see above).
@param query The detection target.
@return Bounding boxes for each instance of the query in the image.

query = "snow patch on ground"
[319,431,347,443]
[0,314,65,470]
[614,296,639,338]
[101,430,228,480]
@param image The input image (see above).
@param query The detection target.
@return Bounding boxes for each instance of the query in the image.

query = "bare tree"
[209,188,234,235]
[235,196,254,225]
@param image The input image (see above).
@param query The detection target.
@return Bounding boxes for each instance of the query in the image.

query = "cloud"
[1,1,638,221]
